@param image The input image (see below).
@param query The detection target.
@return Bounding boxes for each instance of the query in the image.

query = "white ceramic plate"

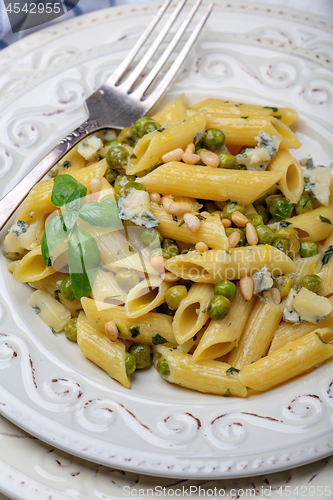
[0,0,332,480]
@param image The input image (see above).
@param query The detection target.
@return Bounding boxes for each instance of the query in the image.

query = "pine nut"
[240,276,254,301]
[246,222,259,245]
[184,213,201,233]
[168,201,192,217]
[195,241,209,252]
[228,231,241,248]
[162,196,174,212]
[163,272,181,282]
[150,192,161,204]
[270,287,281,305]
[150,256,166,273]
[222,218,232,228]
[200,151,220,168]
[91,177,102,200]
[105,320,118,341]
[182,152,200,165]
[161,148,184,163]
[231,211,249,227]
[185,143,195,154]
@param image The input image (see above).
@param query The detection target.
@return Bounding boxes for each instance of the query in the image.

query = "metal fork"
[0,0,213,231]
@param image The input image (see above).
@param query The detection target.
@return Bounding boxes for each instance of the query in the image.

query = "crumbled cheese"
[236,131,281,171]
[303,163,332,206]
[118,189,160,228]
[293,287,332,324]
[3,218,44,254]
[252,267,273,295]
[283,287,300,324]
[77,135,103,161]
[103,130,117,142]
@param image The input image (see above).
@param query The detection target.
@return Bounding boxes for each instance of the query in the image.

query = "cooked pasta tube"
[192,286,255,361]
[96,230,131,266]
[172,283,214,344]
[77,312,130,389]
[28,290,71,332]
[28,272,82,316]
[227,293,285,369]
[205,114,301,149]
[155,345,247,397]
[269,296,333,353]
[106,252,159,276]
[152,93,188,125]
[141,163,283,205]
[81,297,176,344]
[57,147,86,175]
[321,233,333,297]
[268,150,304,203]
[13,246,56,282]
[125,277,171,318]
[151,203,228,250]
[238,328,333,392]
[127,111,207,175]
[190,98,298,126]
[165,246,296,283]
[91,269,127,304]
[285,206,333,241]
[291,254,322,290]
[16,161,108,223]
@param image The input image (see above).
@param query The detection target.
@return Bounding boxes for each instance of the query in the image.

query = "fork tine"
[119,0,188,94]
[141,3,214,111]
[130,0,202,100]
[107,0,173,87]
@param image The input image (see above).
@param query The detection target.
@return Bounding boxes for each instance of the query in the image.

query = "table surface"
[0,0,332,499]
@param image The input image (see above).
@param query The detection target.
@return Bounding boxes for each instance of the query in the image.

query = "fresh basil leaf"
[319,215,332,225]
[152,334,168,345]
[79,200,122,228]
[323,245,333,266]
[65,190,81,213]
[51,174,87,208]
[41,215,70,266]
[68,227,100,299]
[62,210,79,231]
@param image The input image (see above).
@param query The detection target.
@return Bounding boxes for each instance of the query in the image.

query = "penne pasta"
[125,277,170,318]
[268,150,304,204]
[152,93,188,125]
[320,233,333,297]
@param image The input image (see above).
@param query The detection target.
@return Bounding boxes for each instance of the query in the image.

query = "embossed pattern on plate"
[0,0,332,480]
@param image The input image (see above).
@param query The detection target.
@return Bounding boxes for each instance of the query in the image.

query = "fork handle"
[0,118,100,231]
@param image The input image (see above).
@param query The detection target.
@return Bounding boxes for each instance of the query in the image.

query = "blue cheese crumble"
[283,288,300,324]
[77,135,103,161]
[236,131,281,171]
[118,189,160,228]
[303,162,332,206]
[252,267,273,296]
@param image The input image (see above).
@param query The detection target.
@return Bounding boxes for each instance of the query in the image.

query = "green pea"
[267,195,293,221]
[272,237,289,254]
[300,241,318,258]
[104,169,118,184]
[222,202,245,220]
[218,153,238,169]
[256,225,276,245]
[128,343,153,369]
[149,248,170,260]
[207,295,231,320]
[59,277,75,301]
[246,213,264,228]
[123,182,146,196]
[274,275,291,299]
[301,274,322,293]
[276,226,299,239]
[141,227,163,248]
[162,238,179,256]
[202,128,225,150]
[134,117,161,138]
[117,127,138,147]
[114,173,136,195]
[64,318,77,342]
[106,144,129,170]
[203,202,218,213]
[214,280,237,302]
[255,205,269,225]
[125,352,136,375]
[225,228,245,246]
[295,194,314,215]
[165,285,188,310]
[157,357,170,377]
[115,269,139,292]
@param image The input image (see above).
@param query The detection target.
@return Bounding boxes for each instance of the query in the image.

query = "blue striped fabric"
[0,0,145,49]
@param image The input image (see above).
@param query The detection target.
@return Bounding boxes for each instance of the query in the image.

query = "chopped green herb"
[223,389,232,397]
[178,220,185,227]
[32,306,41,314]
[275,115,282,120]
[62,160,71,168]
[106,295,121,299]
[241,116,249,119]
[129,245,134,252]
[152,334,168,345]
[315,332,327,344]
[280,221,292,227]
[264,106,278,113]
[54,289,61,303]
[195,214,206,221]
[130,153,137,159]
[226,366,240,376]
[156,127,165,133]
[172,214,178,223]
[51,327,57,335]
[130,326,141,338]
[323,246,333,266]
[319,215,332,225]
